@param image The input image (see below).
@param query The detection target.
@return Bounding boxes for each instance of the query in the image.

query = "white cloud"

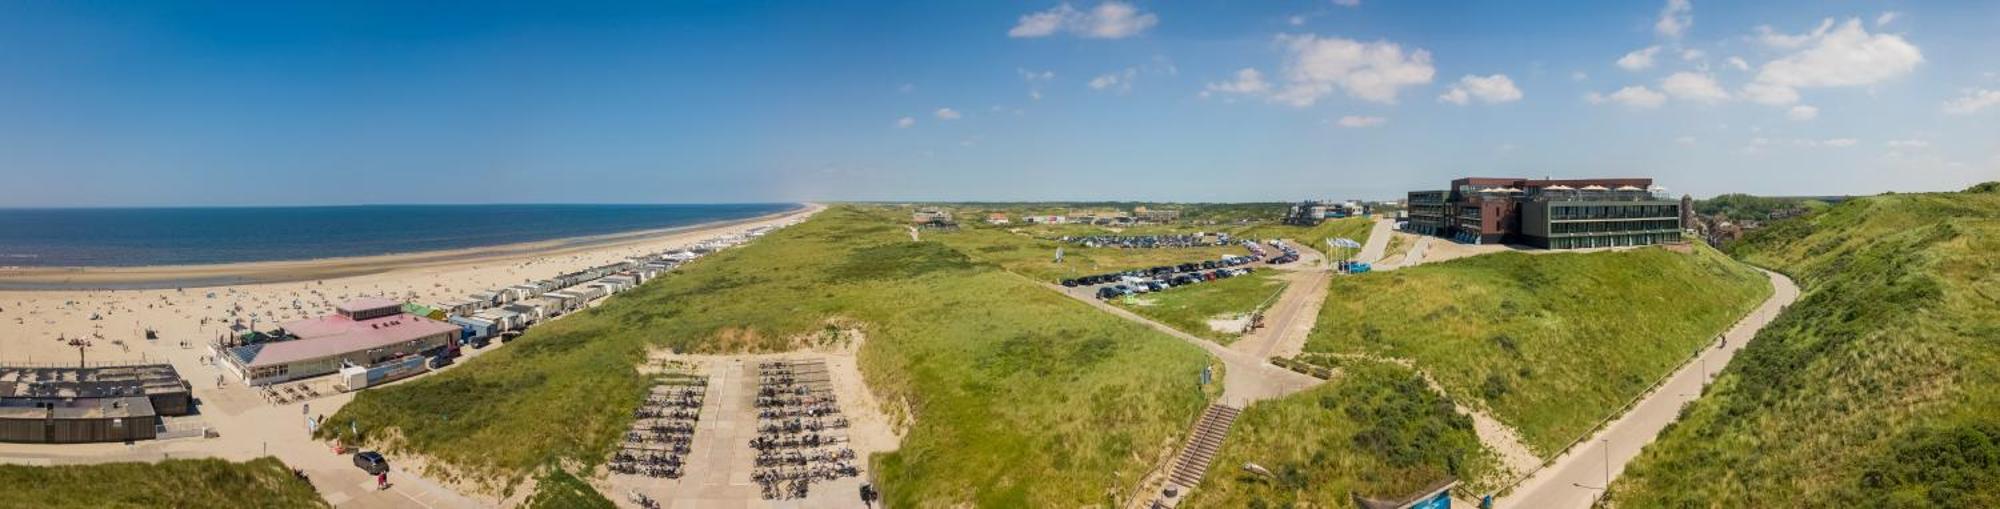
[1755,19,1834,49]
[1008,2,1158,39]
[1743,19,1923,105]
[1681,49,1706,61]
[1675,136,1698,146]
[1088,69,1137,93]
[1618,46,1662,71]
[1656,0,1693,38]
[1288,15,1306,26]
[1875,11,1901,27]
[896,117,916,128]
[1266,34,1436,106]
[1333,0,1361,7]
[1726,56,1750,71]
[1205,68,1272,96]
[1740,82,1800,105]
[1886,139,1930,149]
[1439,74,1523,105]
[898,83,915,93]
[1589,86,1668,109]
[1822,138,1858,147]
[1337,115,1387,127]
[1572,71,1589,81]
[1661,72,1729,103]
[1019,68,1054,100]
[1787,105,1819,120]
[1942,89,2000,114]
[934,108,961,120]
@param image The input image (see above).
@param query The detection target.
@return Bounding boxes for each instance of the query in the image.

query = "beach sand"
[0,203,823,508]
[0,204,820,365]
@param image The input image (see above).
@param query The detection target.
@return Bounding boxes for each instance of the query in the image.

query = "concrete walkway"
[1352,218,1396,263]
[1496,268,1800,508]
[1227,242,1330,361]
[1050,281,1323,406]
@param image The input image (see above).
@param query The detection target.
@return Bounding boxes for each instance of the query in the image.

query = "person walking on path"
[377,471,388,490]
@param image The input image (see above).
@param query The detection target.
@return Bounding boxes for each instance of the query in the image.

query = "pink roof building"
[245,313,458,369]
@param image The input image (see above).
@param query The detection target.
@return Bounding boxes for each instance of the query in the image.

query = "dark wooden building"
[0,363,191,443]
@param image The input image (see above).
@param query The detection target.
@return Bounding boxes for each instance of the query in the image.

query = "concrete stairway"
[1167,404,1242,491]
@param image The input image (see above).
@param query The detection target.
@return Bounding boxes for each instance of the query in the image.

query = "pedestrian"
[377,471,388,490]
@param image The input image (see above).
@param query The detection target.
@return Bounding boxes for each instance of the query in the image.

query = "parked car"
[1096,287,1121,299]
[1061,279,1079,287]
[354,451,390,475]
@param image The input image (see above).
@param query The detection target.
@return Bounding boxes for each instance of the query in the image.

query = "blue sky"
[0,1,1994,206]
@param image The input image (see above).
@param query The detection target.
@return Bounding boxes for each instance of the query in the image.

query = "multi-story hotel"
[1406,177,1684,249]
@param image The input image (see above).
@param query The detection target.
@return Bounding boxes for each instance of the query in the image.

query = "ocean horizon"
[0,203,801,267]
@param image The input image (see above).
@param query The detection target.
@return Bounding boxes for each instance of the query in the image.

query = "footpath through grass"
[1304,245,1770,455]
[1111,271,1286,344]
[1185,361,1501,507]
[324,205,1215,506]
[1610,184,2000,506]
[0,457,326,509]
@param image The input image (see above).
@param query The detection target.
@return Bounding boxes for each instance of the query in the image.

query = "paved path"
[1496,268,1799,508]
[1050,281,1322,406]
[1352,218,1395,263]
[1228,240,1330,361]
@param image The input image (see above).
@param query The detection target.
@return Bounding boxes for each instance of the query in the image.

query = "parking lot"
[1059,240,1300,300]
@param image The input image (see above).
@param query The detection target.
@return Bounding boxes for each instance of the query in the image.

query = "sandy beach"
[0,203,821,367]
[0,203,823,508]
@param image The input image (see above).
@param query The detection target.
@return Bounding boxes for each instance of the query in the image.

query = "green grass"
[925,222,1250,282]
[1111,271,1287,343]
[1185,361,1500,507]
[1303,245,1771,455]
[0,457,326,509]
[323,205,1216,506]
[1608,184,2000,506]
[524,469,615,509]
[1233,216,1374,257]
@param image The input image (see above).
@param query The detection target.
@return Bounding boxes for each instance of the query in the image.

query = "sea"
[0,203,800,267]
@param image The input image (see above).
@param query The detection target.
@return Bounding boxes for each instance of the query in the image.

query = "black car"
[1061,279,1079,287]
[1096,287,1124,299]
[354,451,389,475]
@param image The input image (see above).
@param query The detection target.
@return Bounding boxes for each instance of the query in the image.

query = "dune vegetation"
[322,205,1217,506]
[1609,184,2000,506]
[1185,361,1501,508]
[1110,271,1286,343]
[0,457,326,509]
[1301,245,1770,455]
[523,469,614,509]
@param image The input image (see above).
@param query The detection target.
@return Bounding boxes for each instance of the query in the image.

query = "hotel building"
[1406,177,1684,249]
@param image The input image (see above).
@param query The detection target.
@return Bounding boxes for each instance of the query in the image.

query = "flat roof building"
[1407,177,1684,249]
[222,298,458,386]
[0,363,191,443]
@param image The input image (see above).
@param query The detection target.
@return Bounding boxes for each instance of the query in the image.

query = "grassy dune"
[926,223,1248,282]
[1304,245,1770,455]
[1186,361,1500,507]
[324,205,1215,506]
[0,457,326,509]
[1233,216,1374,257]
[524,469,614,509]
[1112,271,1287,343]
[1610,185,2000,506]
